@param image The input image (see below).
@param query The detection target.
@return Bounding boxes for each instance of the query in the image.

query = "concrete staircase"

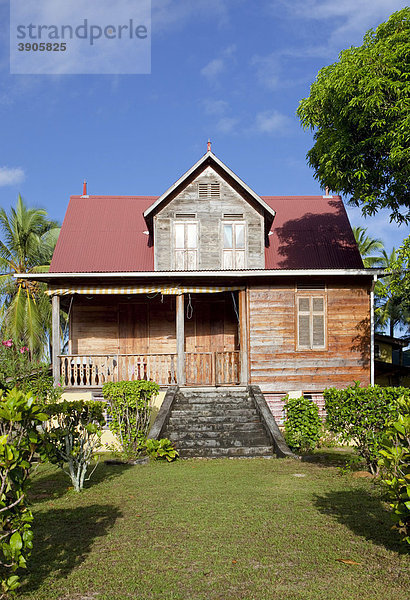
[163,387,274,458]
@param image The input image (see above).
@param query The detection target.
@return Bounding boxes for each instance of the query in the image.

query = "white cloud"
[251,54,281,90]
[253,110,292,134]
[202,99,230,116]
[277,0,406,47]
[201,58,225,81]
[152,0,232,32]
[216,116,239,133]
[0,167,25,186]
[345,204,410,254]
[201,45,237,82]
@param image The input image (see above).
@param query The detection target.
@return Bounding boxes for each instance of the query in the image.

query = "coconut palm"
[375,248,410,337]
[353,226,384,267]
[0,195,60,356]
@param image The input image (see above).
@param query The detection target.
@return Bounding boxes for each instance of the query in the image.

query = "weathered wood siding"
[71,296,177,355]
[154,166,265,270]
[70,293,238,356]
[248,281,371,393]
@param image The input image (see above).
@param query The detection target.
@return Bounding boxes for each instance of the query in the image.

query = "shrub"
[284,396,321,452]
[0,342,33,392]
[25,369,63,404]
[0,388,48,597]
[102,380,159,461]
[145,438,179,462]
[378,396,410,544]
[44,400,105,492]
[324,383,409,474]
[0,341,62,405]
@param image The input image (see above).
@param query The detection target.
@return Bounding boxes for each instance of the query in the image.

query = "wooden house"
[23,146,376,423]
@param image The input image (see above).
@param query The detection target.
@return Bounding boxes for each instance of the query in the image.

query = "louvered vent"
[198,182,220,198]
[210,183,220,197]
[223,213,244,220]
[175,213,196,219]
[198,183,208,198]
[297,281,325,291]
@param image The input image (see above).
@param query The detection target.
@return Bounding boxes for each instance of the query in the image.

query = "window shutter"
[298,314,311,347]
[312,315,325,347]
[298,297,311,347]
[312,297,325,347]
[297,296,325,349]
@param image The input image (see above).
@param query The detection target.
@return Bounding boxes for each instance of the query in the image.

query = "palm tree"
[353,226,384,267]
[375,248,410,337]
[0,195,60,357]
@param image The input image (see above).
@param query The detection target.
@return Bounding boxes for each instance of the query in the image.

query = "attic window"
[175,213,196,219]
[198,182,220,198]
[297,281,326,291]
[223,213,244,220]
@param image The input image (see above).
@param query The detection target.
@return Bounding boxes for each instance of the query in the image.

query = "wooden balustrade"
[59,351,240,388]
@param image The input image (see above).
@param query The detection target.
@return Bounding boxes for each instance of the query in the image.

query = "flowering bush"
[0,341,33,392]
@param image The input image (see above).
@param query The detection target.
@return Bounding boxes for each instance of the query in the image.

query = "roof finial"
[82,180,87,196]
[325,186,329,196]
[207,139,212,152]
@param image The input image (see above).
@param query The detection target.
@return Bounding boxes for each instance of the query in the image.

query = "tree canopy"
[297,8,410,223]
[0,195,60,356]
[352,226,384,267]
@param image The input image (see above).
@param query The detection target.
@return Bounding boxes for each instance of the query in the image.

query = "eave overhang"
[15,268,384,286]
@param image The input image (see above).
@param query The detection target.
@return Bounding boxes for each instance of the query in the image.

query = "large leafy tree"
[297,8,410,223]
[352,226,384,267]
[0,195,60,356]
[375,247,410,337]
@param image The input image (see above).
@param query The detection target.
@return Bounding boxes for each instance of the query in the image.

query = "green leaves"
[102,380,158,461]
[0,388,47,595]
[284,396,322,452]
[43,400,105,491]
[297,8,410,223]
[145,438,179,462]
[378,395,410,544]
[324,383,410,474]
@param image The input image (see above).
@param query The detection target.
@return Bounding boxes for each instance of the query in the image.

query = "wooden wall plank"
[248,281,371,393]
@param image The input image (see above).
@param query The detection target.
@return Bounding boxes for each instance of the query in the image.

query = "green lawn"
[20,456,409,600]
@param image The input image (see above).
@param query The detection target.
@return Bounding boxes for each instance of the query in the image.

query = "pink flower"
[2,340,13,347]
[19,346,29,353]
[57,383,62,387]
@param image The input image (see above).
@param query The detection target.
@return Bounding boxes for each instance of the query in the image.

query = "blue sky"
[0,0,408,253]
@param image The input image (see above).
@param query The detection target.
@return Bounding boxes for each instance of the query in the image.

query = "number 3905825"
[17,43,67,52]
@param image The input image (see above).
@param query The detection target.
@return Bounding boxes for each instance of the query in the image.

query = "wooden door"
[119,303,149,380]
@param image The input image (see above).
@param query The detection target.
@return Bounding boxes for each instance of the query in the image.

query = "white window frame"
[296,294,327,350]
[221,220,247,270]
[173,220,199,271]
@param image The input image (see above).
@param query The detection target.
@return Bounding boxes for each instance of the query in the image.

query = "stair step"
[173,402,254,411]
[172,435,271,447]
[176,394,249,403]
[163,387,274,459]
[166,422,265,433]
[171,408,258,418]
[178,446,274,458]
[168,415,261,426]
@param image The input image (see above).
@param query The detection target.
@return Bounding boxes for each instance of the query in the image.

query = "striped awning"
[46,285,244,296]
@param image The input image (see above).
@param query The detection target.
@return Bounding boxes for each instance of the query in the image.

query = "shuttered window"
[297,296,326,349]
[222,222,246,269]
[174,221,198,270]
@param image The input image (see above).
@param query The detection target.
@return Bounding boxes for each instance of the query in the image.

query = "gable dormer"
[144,150,275,271]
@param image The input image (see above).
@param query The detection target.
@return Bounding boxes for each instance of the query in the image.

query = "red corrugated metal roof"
[49,194,363,273]
[50,196,156,273]
[263,196,363,269]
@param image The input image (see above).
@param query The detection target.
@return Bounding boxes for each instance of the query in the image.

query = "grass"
[19,455,409,600]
